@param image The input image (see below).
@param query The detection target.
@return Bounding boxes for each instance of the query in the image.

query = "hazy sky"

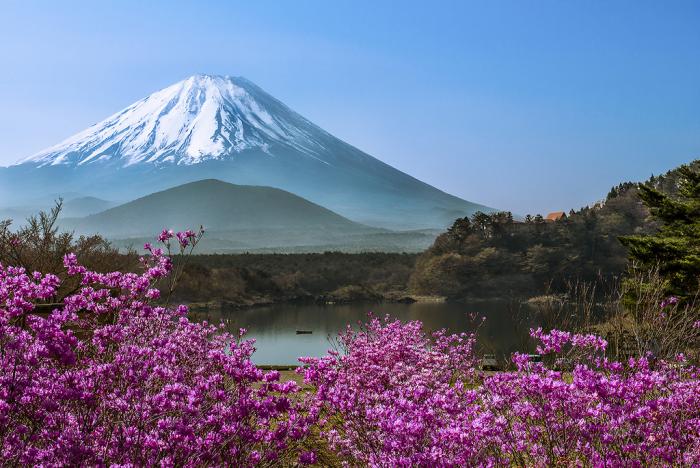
[1,1,698,214]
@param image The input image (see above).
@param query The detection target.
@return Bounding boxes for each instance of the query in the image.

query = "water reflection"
[189,300,548,365]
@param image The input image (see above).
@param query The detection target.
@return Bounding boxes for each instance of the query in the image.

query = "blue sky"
[1,0,698,214]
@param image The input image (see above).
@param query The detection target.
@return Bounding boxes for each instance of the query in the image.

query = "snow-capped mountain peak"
[5,73,494,230]
[20,74,330,167]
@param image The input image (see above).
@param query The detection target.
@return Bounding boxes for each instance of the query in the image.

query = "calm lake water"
[190,301,548,365]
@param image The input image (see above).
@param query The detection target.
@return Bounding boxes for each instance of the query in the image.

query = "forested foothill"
[410,161,700,301]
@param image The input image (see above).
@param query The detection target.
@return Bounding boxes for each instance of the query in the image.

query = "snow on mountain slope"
[6,74,496,229]
[21,74,333,167]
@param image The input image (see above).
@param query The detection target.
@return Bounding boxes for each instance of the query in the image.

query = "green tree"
[619,164,700,296]
[446,217,472,242]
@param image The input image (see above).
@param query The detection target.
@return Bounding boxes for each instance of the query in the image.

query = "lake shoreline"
[186,292,445,312]
[187,298,549,365]
[184,293,536,313]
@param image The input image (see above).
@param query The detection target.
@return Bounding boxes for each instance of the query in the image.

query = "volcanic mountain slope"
[1,74,494,229]
[60,180,444,252]
[64,179,368,236]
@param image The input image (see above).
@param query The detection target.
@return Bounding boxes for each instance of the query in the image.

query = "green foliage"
[620,162,700,296]
[411,170,661,299]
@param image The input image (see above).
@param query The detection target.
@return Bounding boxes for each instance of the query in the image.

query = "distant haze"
[1,1,698,215]
[2,74,493,231]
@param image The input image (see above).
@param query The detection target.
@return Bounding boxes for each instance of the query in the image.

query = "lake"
[189,300,551,365]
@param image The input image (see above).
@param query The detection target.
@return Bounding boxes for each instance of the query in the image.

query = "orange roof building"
[545,211,567,222]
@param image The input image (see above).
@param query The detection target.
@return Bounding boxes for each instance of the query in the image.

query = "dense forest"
[171,252,418,306]
[409,161,699,300]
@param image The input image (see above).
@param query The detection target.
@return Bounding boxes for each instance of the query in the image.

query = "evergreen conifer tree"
[619,164,700,296]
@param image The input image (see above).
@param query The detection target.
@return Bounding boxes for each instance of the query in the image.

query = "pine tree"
[619,164,700,296]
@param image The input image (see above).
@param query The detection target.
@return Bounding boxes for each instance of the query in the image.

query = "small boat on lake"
[296,330,313,335]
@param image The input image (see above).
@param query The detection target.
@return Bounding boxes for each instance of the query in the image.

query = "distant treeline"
[171,252,418,307]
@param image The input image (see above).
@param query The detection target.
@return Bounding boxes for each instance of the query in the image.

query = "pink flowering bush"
[482,334,700,465]
[299,317,480,465]
[2,227,699,466]
[0,229,316,466]
[302,318,700,466]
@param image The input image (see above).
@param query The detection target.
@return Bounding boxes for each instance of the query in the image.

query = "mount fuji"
[0,74,493,229]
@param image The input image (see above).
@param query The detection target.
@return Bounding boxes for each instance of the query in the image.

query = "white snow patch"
[18,74,335,168]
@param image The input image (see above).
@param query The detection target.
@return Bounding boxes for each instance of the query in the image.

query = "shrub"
[0,201,136,301]
[300,316,482,465]
[0,229,317,466]
[302,318,700,466]
[2,226,699,466]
